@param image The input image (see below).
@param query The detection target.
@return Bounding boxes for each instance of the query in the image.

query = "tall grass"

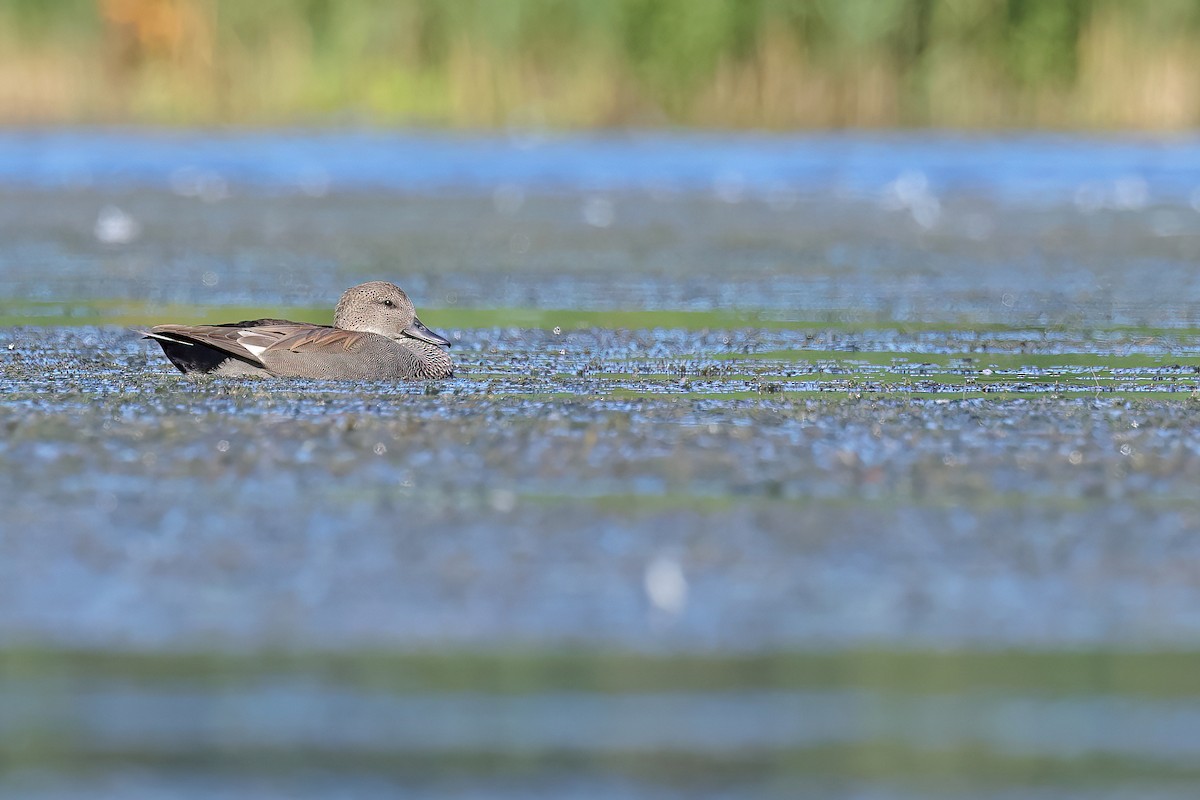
[2,0,1199,129]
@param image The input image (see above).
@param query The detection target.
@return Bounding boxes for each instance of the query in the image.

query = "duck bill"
[402,317,451,347]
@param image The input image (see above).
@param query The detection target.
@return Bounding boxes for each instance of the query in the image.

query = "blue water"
[3,128,1200,204]
[7,128,1200,799]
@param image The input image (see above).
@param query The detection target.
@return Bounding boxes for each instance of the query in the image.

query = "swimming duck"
[141,281,453,379]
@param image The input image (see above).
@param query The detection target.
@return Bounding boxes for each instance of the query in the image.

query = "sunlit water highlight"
[4,130,1200,207]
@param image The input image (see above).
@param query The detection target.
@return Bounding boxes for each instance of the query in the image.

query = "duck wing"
[142,322,332,366]
[262,326,369,354]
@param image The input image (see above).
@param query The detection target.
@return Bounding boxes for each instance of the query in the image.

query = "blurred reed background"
[2,0,1199,130]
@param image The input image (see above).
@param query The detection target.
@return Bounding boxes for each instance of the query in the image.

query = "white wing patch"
[141,330,193,346]
[237,331,275,359]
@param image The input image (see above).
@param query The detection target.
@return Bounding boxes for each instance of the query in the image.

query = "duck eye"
[382,299,394,307]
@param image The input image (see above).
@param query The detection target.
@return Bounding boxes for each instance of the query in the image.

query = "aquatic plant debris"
[4,323,1200,652]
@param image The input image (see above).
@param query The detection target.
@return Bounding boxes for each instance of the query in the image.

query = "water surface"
[4,130,1200,798]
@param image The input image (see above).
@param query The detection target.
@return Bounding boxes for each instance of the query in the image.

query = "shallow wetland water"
[4,132,1200,798]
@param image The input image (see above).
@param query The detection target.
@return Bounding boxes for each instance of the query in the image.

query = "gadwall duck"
[141,281,453,379]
